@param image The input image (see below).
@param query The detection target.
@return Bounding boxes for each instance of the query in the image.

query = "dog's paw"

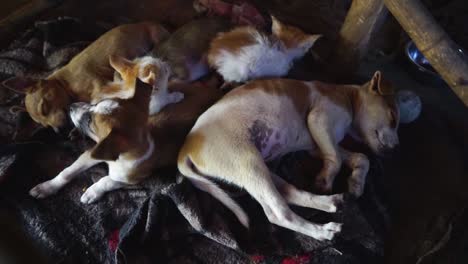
[29,181,60,199]
[317,193,345,213]
[67,127,81,141]
[348,179,365,198]
[80,188,102,204]
[314,176,333,194]
[315,222,342,241]
[167,91,184,104]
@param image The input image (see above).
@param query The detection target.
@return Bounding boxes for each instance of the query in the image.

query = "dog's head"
[109,54,171,88]
[270,16,321,58]
[3,77,70,131]
[70,78,152,160]
[353,71,421,155]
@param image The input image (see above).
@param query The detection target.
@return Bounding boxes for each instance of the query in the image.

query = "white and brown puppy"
[177,71,421,240]
[29,65,223,203]
[207,16,321,84]
[29,78,154,203]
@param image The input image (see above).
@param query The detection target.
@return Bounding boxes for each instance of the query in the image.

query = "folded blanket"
[0,17,388,264]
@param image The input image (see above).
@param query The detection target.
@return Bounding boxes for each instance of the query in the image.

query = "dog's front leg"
[149,88,184,115]
[339,148,369,197]
[307,113,342,193]
[29,151,101,198]
[80,176,127,204]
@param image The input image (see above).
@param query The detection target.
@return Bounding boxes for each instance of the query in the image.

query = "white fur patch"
[92,100,120,114]
[107,133,155,183]
[213,31,305,82]
[134,55,170,82]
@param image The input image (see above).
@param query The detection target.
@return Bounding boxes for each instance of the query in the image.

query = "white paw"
[348,179,365,197]
[80,188,102,204]
[149,91,184,115]
[316,193,344,213]
[29,181,60,199]
[316,222,342,241]
[167,91,184,104]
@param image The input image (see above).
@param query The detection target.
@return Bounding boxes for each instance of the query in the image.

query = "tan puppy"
[29,64,222,203]
[177,72,421,240]
[2,22,169,131]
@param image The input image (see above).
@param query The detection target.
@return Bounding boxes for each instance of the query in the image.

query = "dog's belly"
[249,119,314,161]
[192,88,315,160]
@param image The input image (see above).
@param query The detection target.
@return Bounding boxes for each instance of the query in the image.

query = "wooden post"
[385,0,468,106]
[330,0,387,78]
[0,0,65,50]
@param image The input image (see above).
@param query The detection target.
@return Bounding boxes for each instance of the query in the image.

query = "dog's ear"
[90,129,130,161]
[300,34,322,50]
[130,78,153,109]
[271,15,284,36]
[368,71,394,95]
[109,55,135,79]
[2,76,37,94]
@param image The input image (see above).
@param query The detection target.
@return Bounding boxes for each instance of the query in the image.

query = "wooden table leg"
[330,0,387,79]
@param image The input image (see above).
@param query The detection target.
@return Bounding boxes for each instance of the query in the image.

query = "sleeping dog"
[177,71,421,240]
[2,22,169,131]
[29,58,222,203]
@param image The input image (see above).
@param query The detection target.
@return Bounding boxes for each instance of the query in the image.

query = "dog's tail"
[178,156,250,228]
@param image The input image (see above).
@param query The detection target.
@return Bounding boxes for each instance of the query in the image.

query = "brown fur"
[240,78,311,115]
[93,76,222,181]
[88,78,153,162]
[154,17,231,82]
[146,80,222,170]
[101,79,222,183]
[4,22,169,130]
[271,16,317,49]
[314,81,355,112]
[207,27,258,65]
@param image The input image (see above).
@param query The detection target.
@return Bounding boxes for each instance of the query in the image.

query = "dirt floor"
[356,48,468,264]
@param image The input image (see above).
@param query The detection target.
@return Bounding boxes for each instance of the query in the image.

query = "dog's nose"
[379,144,399,156]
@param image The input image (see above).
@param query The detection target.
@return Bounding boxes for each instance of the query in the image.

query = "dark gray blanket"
[0,17,388,264]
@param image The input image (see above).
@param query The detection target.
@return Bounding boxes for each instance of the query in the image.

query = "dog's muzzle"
[69,102,92,133]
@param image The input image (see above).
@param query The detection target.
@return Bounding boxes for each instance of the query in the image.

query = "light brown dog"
[177,72,421,240]
[29,60,222,203]
[2,22,169,131]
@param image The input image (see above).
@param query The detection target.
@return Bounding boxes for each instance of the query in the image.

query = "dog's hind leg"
[242,163,341,241]
[271,173,343,213]
[80,176,127,204]
[180,140,342,240]
[29,151,100,198]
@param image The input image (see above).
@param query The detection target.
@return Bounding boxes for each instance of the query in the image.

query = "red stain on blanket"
[108,229,120,252]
